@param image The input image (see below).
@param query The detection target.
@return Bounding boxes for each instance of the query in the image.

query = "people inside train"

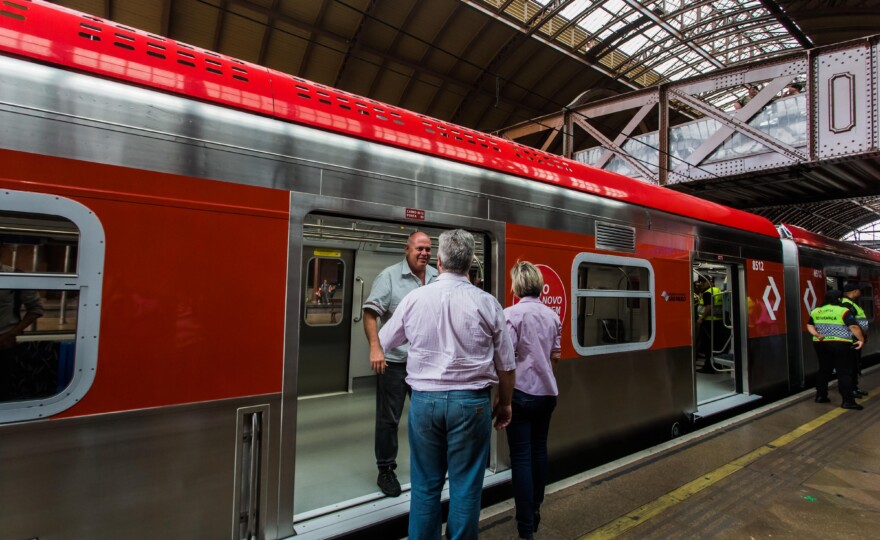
[319,279,330,304]
[0,267,45,401]
[377,229,516,540]
[503,261,561,540]
[362,231,438,497]
[807,290,865,410]
[841,283,869,398]
[696,278,728,373]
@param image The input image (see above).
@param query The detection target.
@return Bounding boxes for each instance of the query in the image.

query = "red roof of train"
[782,224,880,264]
[0,1,778,237]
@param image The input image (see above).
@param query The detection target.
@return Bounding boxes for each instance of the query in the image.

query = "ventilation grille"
[596,222,636,252]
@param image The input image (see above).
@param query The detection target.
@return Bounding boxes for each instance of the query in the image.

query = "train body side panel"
[0,149,289,415]
[506,222,694,462]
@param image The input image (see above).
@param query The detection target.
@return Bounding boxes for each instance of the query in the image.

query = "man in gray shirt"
[363,231,438,497]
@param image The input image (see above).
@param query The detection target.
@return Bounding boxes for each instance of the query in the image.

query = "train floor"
[477,367,880,539]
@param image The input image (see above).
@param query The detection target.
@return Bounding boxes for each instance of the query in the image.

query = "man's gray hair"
[438,229,474,273]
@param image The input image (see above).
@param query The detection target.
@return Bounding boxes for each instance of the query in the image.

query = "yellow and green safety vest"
[703,286,723,321]
[841,297,869,331]
[810,304,855,342]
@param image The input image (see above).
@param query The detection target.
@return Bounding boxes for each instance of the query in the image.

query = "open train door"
[692,261,761,419]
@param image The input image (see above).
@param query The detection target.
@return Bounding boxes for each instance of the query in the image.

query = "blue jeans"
[408,389,492,540]
[376,361,409,469]
[506,390,557,540]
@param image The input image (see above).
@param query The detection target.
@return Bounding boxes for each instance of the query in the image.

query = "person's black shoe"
[814,395,830,403]
[377,468,402,497]
[841,402,864,410]
[853,389,868,397]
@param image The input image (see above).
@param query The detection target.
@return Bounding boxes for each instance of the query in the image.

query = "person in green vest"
[696,278,728,374]
[807,290,866,410]
[841,283,869,398]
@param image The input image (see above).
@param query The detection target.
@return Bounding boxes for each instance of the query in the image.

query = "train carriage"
[781,224,880,391]
[0,2,876,539]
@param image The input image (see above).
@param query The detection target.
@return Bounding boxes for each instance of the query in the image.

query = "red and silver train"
[1,2,878,539]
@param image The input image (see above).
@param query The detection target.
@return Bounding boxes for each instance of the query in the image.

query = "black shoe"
[841,402,864,410]
[377,468,401,497]
[814,396,830,403]
[853,389,868,397]
[697,368,716,374]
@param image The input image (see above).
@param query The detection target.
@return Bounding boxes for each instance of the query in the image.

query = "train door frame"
[277,193,506,536]
[691,255,754,417]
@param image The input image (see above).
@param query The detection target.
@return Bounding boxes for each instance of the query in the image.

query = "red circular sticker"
[514,264,566,321]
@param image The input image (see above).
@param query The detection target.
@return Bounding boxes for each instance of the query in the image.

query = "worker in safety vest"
[696,278,728,374]
[807,290,865,410]
[841,283,869,398]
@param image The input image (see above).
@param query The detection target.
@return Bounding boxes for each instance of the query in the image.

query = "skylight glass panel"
[519,0,805,85]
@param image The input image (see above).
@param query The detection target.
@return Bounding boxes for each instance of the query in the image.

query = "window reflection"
[304,257,345,326]
[1,211,80,403]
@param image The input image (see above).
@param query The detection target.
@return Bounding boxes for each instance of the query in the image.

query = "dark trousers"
[814,341,857,404]
[506,390,557,540]
[698,319,729,369]
[375,361,409,469]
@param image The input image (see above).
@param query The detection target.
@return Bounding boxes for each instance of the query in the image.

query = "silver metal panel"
[0,55,682,242]
[0,395,281,540]
[815,43,874,159]
[780,236,807,389]
[548,346,693,462]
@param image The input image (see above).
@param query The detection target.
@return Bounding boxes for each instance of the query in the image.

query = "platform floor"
[478,368,880,539]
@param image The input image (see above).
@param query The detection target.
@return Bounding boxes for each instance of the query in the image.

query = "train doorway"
[692,261,752,417]
[293,213,491,523]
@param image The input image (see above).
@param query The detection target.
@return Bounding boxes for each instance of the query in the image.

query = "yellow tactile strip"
[579,388,875,540]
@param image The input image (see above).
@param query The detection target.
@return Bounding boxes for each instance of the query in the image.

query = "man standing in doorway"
[379,229,516,540]
[363,231,438,497]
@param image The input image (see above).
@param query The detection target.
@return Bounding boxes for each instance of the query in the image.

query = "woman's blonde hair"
[510,260,543,298]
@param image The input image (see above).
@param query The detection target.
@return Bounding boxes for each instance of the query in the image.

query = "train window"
[303,257,346,327]
[0,190,104,423]
[571,253,655,356]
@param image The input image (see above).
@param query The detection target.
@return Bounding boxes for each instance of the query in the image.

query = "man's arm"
[850,325,866,349]
[493,369,515,430]
[806,322,823,341]
[363,310,387,374]
[0,291,43,349]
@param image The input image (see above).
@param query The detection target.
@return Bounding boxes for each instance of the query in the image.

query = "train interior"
[294,214,489,521]
[0,211,80,406]
[692,261,757,417]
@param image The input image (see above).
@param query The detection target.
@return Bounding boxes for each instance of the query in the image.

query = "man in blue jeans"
[379,229,516,540]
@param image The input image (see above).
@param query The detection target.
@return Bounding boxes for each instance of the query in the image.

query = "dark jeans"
[375,361,410,469]
[814,341,857,404]
[506,390,557,540]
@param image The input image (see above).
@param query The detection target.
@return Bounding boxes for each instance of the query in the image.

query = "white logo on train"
[763,276,781,321]
[535,264,566,322]
[803,281,817,313]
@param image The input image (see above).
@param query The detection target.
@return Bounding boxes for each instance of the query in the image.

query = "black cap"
[843,283,861,293]
[824,290,843,304]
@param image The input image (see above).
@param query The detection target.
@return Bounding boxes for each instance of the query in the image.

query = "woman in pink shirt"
[503,261,561,540]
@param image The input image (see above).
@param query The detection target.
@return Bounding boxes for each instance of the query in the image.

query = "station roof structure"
[45,0,880,239]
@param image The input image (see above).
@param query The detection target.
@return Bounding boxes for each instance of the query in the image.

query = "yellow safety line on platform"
[580,388,876,540]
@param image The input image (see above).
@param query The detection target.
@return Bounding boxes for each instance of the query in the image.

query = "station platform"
[478,367,880,539]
